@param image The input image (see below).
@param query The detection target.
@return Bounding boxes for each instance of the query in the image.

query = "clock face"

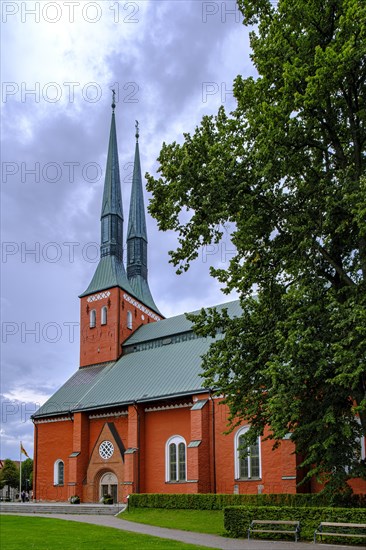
[99,440,114,459]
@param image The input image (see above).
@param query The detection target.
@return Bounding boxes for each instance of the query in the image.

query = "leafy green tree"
[0,459,19,490]
[21,458,33,491]
[147,0,366,491]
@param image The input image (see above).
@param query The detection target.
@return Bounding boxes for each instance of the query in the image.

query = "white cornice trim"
[145,403,192,413]
[123,293,161,321]
[34,416,73,424]
[89,411,128,419]
[87,291,111,303]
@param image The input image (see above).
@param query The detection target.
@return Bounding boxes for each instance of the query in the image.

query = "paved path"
[2,512,363,550]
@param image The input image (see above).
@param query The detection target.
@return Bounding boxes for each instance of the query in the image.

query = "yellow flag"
[20,442,30,458]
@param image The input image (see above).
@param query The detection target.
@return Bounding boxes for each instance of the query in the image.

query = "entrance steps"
[0,502,123,515]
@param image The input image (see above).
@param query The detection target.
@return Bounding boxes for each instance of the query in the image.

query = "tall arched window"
[90,309,96,328]
[101,306,107,325]
[54,459,64,485]
[234,426,261,480]
[166,436,186,482]
[127,310,133,330]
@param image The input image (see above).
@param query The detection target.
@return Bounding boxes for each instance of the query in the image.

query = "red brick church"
[32,101,366,502]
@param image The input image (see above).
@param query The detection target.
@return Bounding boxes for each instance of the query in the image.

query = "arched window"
[90,309,96,328]
[101,306,107,325]
[166,436,186,482]
[344,419,366,473]
[127,310,133,330]
[54,459,64,485]
[234,426,261,480]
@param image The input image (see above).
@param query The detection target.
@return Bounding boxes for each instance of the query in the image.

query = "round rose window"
[99,440,114,459]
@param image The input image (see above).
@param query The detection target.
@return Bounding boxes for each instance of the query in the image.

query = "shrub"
[224,505,366,541]
[127,493,366,510]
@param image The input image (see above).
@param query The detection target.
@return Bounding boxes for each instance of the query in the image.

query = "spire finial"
[135,120,139,142]
[111,89,116,112]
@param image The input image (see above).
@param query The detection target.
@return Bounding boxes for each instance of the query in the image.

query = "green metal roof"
[33,362,115,417]
[128,274,162,316]
[33,336,216,418]
[79,255,137,298]
[124,299,242,345]
[83,336,215,409]
[33,299,241,419]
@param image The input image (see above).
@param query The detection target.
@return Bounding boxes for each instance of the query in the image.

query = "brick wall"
[34,420,73,501]
[79,288,163,367]
[34,396,366,502]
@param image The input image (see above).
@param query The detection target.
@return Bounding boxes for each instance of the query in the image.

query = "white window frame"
[345,420,366,473]
[165,435,187,482]
[54,459,64,485]
[90,309,96,328]
[357,417,366,461]
[234,426,261,480]
[101,306,107,326]
[127,310,133,330]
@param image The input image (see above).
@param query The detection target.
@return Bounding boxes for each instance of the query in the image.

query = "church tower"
[79,96,163,367]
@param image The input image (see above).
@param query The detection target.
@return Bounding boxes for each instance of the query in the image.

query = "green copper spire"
[100,90,123,261]
[127,122,161,314]
[80,96,135,298]
[80,108,162,315]
[127,121,147,277]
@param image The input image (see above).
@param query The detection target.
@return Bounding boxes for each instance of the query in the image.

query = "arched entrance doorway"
[100,471,118,503]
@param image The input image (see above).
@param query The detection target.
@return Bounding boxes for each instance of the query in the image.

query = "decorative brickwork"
[80,288,162,367]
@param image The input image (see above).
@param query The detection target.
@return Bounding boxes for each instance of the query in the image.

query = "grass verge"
[0,515,213,549]
[119,507,225,536]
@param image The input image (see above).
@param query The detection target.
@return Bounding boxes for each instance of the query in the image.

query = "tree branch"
[313,239,356,287]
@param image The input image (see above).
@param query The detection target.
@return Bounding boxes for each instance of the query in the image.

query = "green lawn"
[0,515,213,550]
[119,507,225,536]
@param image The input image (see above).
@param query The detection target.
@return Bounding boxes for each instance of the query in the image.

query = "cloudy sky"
[1,0,256,460]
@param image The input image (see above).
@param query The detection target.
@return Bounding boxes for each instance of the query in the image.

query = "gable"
[88,422,126,468]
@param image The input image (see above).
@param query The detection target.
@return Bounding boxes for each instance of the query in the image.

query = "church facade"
[32,104,366,502]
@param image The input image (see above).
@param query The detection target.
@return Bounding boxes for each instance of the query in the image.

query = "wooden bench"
[314,522,366,543]
[248,519,300,542]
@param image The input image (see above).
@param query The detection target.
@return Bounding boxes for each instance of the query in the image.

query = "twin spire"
[80,96,160,315]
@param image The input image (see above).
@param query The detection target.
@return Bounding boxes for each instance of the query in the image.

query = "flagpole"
[19,441,22,500]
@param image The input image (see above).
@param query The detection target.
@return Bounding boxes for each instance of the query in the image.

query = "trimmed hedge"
[127,493,366,510]
[224,505,366,542]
